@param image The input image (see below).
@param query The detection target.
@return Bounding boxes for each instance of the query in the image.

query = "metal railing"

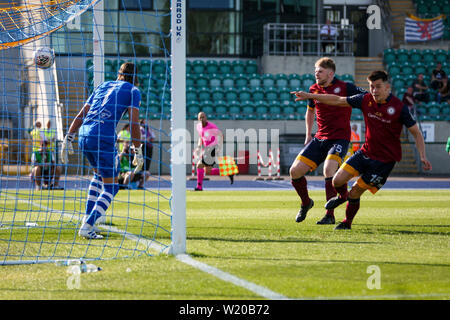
[263,23,354,56]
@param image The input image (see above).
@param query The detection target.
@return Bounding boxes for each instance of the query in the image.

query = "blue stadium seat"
[195,74,209,87]
[232,60,246,74]
[262,74,275,87]
[139,60,151,74]
[200,101,214,115]
[235,74,248,87]
[238,87,252,102]
[268,101,281,113]
[405,74,417,87]
[248,74,261,87]
[340,74,354,83]
[186,86,197,101]
[245,60,258,74]
[265,87,278,101]
[241,101,256,120]
[197,87,211,101]
[275,73,288,87]
[301,74,315,88]
[421,49,435,64]
[383,48,396,64]
[186,60,192,74]
[392,75,406,90]
[187,101,201,118]
[396,49,409,63]
[435,49,448,64]
[222,74,235,87]
[209,73,222,87]
[186,73,195,87]
[414,62,427,75]
[254,100,269,116]
[278,87,292,101]
[351,108,363,120]
[401,61,414,76]
[387,61,401,77]
[252,87,265,101]
[218,60,232,74]
[192,60,205,74]
[211,87,225,101]
[288,74,302,89]
[152,59,166,74]
[104,59,118,73]
[205,60,219,74]
[408,49,422,63]
[224,87,238,102]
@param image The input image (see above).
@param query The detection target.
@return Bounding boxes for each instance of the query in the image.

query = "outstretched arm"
[128,106,141,149]
[68,104,90,135]
[408,124,432,171]
[291,91,350,107]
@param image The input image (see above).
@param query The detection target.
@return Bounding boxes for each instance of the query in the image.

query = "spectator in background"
[437,77,449,103]
[30,121,44,152]
[412,73,429,103]
[402,86,415,113]
[430,62,447,90]
[31,140,62,190]
[139,119,155,173]
[320,19,339,53]
[117,123,131,153]
[44,120,56,152]
[350,124,360,153]
[118,140,148,189]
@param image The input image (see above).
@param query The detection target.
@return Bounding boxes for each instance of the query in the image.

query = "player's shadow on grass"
[187,235,381,245]
[357,224,450,236]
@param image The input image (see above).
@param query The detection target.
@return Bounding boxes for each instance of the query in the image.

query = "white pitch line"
[5,193,288,299]
[6,194,448,301]
[176,254,289,300]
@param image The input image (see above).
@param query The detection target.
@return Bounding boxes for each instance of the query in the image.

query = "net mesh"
[0,0,174,264]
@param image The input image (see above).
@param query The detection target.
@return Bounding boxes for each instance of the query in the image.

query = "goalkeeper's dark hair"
[117,62,139,86]
[367,70,389,83]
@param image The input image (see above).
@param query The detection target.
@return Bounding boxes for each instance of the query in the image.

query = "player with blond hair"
[289,57,365,225]
[292,70,432,229]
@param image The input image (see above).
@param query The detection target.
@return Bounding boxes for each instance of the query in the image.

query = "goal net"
[0,0,186,265]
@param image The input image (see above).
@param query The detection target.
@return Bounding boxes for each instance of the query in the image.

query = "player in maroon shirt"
[289,57,365,225]
[293,70,432,229]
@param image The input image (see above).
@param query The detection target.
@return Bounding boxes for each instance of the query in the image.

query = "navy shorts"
[341,150,395,194]
[297,137,350,170]
[79,136,119,179]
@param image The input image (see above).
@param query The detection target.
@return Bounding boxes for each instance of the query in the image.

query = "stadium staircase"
[354,57,385,91]
[58,81,87,120]
[391,130,420,175]
[388,0,416,47]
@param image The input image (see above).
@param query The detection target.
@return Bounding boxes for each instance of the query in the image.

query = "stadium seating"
[87,58,364,120]
[383,48,450,121]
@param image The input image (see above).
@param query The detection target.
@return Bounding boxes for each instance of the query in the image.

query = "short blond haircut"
[315,57,336,72]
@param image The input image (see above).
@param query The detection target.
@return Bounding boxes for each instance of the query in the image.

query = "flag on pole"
[218,156,239,176]
[405,14,445,42]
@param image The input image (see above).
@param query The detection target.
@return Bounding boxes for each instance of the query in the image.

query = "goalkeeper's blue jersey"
[79,80,141,142]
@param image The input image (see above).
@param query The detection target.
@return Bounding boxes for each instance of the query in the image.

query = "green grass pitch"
[0,189,449,300]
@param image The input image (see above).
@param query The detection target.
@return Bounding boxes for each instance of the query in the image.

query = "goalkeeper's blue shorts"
[79,136,119,179]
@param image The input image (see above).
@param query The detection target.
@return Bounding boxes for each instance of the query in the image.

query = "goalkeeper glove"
[61,133,75,164]
[132,144,144,173]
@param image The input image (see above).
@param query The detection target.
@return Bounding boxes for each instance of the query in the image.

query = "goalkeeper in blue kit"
[61,62,143,239]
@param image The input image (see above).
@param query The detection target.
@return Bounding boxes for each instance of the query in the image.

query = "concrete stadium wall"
[260,55,355,77]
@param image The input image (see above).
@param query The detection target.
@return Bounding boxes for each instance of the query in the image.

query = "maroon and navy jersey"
[346,93,416,163]
[308,78,365,141]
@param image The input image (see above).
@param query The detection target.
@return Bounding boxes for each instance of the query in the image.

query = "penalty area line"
[175,254,289,300]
